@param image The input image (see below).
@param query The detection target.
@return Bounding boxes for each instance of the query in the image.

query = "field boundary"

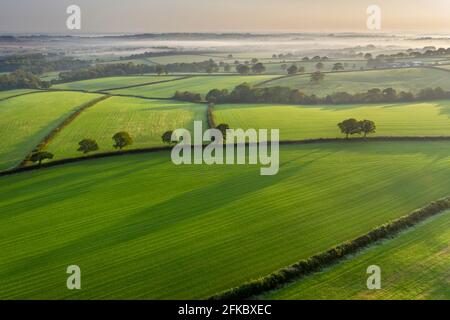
[207,104,216,128]
[0,90,47,102]
[18,95,112,168]
[209,198,450,300]
[45,88,178,101]
[95,76,192,92]
[2,136,450,177]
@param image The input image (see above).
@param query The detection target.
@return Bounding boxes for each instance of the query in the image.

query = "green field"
[2,142,450,299]
[214,100,450,141]
[45,97,207,160]
[0,91,101,170]
[53,75,182,92]
[261,67,450,96]
[262,60,367,74]
[110,75,278,98]
[0,89,38,100]
[262,211,450,300]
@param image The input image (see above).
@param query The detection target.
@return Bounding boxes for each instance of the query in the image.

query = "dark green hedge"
[209,197,450,300]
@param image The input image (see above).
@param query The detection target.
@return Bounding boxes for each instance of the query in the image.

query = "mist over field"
[2,32,450,59]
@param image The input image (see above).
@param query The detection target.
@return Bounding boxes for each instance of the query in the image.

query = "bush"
[173,91,202,102]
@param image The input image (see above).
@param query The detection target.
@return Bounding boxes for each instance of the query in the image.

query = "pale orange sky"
[1,0,450,33]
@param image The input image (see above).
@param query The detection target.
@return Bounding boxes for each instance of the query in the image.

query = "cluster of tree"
[235,63,266,75]
[77,132,134,155]
[0,53,90,74]
[173,91,202,102]
[0,69,50,90]
[338,119,376,139]
[202,83,450,105]
[285,64,306,75]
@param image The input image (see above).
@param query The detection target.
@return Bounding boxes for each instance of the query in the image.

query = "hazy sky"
[1,0,450,34]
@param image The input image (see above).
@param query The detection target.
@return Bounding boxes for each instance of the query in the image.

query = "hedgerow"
[210,197,450,300]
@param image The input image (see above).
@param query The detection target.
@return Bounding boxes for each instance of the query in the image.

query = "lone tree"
[113,132,133,150]
[359,120,376,137]
[315,62,324,71]
[216,123,230,142]
[162,131,174,145]
[338,118,362,139]
[77,139,99,154]
[310,71,325,84]
[287,64,298,75]
[251,63,266,74]
[29,151,54,165]
[332,63,344,71]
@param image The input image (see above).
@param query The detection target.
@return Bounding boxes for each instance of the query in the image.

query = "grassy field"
[0,89,38,100]
[263,60,367,74]
[261,67,450,96]
[0,91,101,171]
[44,97,207,160]
[213,100,450,140]
[52,75,182,92]
[2,142,450,299]
[262,211,450,300]
[110,75,278,98]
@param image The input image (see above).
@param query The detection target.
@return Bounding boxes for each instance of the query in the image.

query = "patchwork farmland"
[1,46,450,301]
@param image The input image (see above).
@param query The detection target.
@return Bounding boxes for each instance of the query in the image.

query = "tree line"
[0,53,90,74]
[338,119,376,139]
[188,83,450,105]
[57,60,222,82]
[29,132,133,165]
[0,69,50,91]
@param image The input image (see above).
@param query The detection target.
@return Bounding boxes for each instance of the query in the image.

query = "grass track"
[262,211,450,300]
[0,91,101,170]
[44,97,207,160]
[214,100,450,141]
[2,142,450,299]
